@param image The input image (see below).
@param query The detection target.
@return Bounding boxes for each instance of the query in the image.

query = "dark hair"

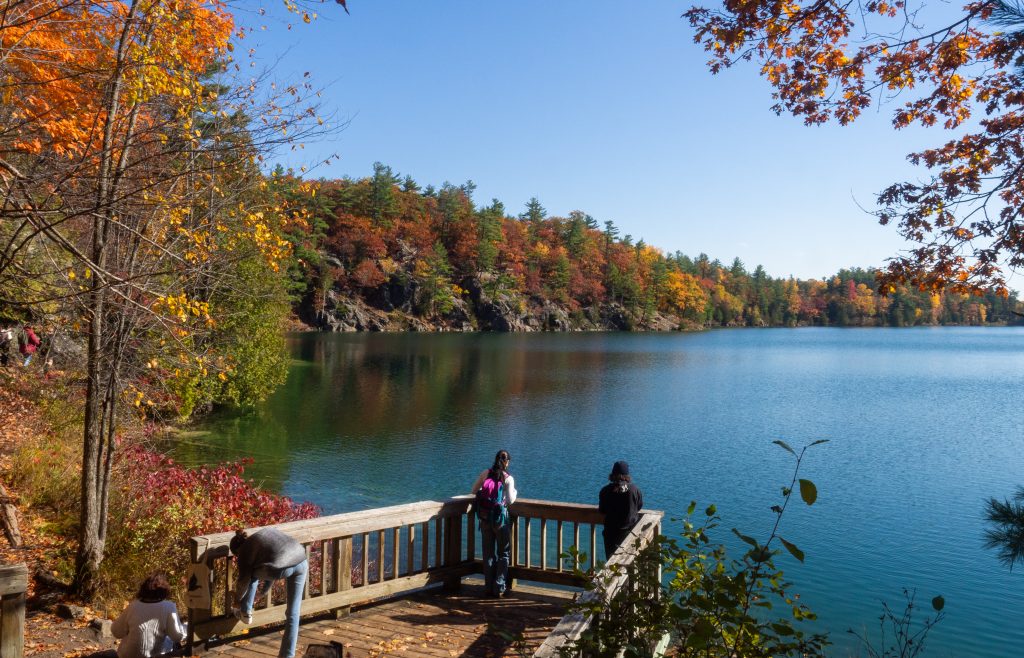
[609,460,631,483]
[229,529,248,556]
[137,572,171,602]
[488,449,511,480]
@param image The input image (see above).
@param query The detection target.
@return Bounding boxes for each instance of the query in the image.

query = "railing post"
[186,539,212,656]
[650,521,662,603]
[443,512,463,591]
[509,515,519,591]
[0,563,27,658]
[334,536,353,618]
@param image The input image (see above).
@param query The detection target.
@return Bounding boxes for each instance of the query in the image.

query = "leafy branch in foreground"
[685,0,1024,296]
[848,589,946,658]
[563,440,830,658]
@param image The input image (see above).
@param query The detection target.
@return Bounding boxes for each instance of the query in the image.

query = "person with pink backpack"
[470,449,518,597]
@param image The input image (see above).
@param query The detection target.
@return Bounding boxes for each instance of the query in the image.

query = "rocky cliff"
[301,275,689,333]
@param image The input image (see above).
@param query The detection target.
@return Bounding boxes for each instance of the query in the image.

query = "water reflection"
[176,333,679,494]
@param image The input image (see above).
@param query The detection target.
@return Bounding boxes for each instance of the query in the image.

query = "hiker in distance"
[598,460,644,558]
[18,324,40,367]
[230,527,309,658]
[471,449,517,598]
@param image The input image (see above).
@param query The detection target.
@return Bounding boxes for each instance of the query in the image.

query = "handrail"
[0,562,28,658]
[533,511,664,658]
[507,498,607,587]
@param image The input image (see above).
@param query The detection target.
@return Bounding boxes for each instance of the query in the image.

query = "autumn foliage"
[284,165,1018,329]
[102,444,318,606]
[1,0,331,596]
[1,0,232,159]
[685,0,1024,295]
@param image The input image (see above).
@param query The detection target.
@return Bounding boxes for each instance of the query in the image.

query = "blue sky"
[238,0,950,281]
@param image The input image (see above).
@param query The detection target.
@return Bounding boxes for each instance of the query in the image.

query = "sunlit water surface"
[178,328,1024,657]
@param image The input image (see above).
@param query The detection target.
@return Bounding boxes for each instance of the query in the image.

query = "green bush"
[565,440,830,658]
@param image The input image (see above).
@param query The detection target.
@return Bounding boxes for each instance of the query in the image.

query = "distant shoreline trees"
[281,164,1020,330]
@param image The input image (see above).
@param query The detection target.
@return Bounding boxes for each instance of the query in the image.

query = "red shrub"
[104,444,319,604]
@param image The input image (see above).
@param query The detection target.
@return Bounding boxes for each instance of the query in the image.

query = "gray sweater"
[235,528,307,587]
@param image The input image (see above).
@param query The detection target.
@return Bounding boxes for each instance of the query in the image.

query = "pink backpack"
[475,473,508,525]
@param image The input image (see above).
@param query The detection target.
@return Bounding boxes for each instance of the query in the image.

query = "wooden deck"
[187,498,664,658]
[204,581,572,658]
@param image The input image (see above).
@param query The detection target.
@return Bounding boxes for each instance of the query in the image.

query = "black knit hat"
[611,460,630,477]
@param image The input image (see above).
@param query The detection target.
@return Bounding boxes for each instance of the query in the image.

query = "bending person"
[230,527,308,658]
[471,449,517,597]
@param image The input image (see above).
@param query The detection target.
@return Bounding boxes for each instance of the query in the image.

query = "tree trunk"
[75,285,106,598]
[0,482,22,548]
[72,1,139,600]
[75,256,118,598]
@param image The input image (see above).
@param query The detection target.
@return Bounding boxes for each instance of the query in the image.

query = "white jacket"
[111,599,186,658]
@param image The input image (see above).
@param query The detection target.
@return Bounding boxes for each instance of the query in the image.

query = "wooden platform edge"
[195,562,480,642]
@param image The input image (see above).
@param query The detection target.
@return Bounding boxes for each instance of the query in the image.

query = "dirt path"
[0,372,118,657]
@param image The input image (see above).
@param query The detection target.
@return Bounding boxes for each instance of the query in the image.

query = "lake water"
[180,328,1024,657]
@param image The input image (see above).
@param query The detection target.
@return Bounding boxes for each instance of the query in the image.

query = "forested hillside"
[280,164,1020,332]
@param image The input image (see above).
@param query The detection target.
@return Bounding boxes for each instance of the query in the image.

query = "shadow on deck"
[206,580,571,658]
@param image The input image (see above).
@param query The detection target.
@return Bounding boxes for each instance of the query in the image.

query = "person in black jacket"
[598,460,644,558]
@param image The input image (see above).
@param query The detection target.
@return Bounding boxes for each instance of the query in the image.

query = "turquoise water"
[181,328,1024,656]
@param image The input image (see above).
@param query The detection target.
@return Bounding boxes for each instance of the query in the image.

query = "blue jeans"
[480,520,511,596]
[239,559,308,658]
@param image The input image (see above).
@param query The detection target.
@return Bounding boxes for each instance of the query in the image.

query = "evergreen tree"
[520,196,547,224]
[477,199,505,272]
[370,162,400,226]
[565,211,587,257]
[402,175,420,193]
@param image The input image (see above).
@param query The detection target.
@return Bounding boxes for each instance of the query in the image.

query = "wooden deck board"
[202,581,573,658]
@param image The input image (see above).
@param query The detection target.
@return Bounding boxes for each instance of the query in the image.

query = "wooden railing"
[0,562,28,658]
[534,511,664,658]
[507,500,608,586]
[187,497,477,650]
[187,497,661,655]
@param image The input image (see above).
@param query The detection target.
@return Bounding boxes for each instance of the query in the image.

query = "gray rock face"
[443,297,475,332]
[602,303,634,331]
[322,291,389,332]
[540,303,572,331]
[643,312,679,331]
[312,272,685,334]
[465,278,531,332]
[479,298,532,332]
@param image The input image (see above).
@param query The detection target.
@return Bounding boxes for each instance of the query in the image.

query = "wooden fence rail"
[187,497,662,656]
[533,511,664,658]
[0,562,28,658]
[187,497,476,650]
